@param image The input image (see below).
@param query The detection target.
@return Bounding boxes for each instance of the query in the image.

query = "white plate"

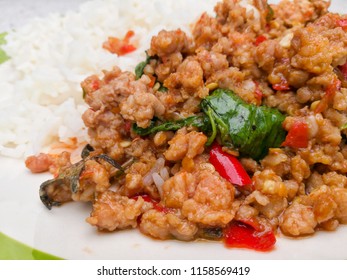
[0,156,347,259]
[1,0,347,260]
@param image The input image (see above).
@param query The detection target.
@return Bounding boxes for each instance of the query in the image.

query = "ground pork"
[161,171,196,208]
[154,52,183,82]
[253,169,288,197]
[181,170,235,227]
[25,151,71,175]
[273,0,329,27]
[139,210,198,241]
[256,196,288,219]
[280,203,317,236]
[164,56,209,99]
[87,192,152,231]
[332,188,347,224]
[290,155,311,183]
[193,12,221,50]
[28,0,347,246]
[148,29,192,58]
[166,213,198,241]
[164,129,207,161]
[139,209,171,239]
[260,148,291,177]
[290,14,347,76]
[120,88,165,128]
[207,67,262,104]
[307,185,338,224]
[196,49,229,80]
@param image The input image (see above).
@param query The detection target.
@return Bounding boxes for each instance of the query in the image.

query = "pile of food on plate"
[25,0,347,251]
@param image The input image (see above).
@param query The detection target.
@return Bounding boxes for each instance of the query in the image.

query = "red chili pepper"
[209,143,252,187]
[103,30,137,56]
[326,78,341,97]
[224,221,276,252]
[124,120,132,133]
[254,35,267,46]
[281,120,309,148]
[272,77,290,91]
[91,79,100,91]
[119,44,136,55]
[265,23,271,33]
[314,78,341,114]
[147,74,157,88]
[132,194,170,213]
[337,19,347,31]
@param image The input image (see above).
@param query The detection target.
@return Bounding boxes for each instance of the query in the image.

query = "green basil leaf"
[132,88,286,160]
[203,89,286,159]
[135,51,151,79]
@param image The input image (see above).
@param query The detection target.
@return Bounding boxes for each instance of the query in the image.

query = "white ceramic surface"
[0,157,347,259]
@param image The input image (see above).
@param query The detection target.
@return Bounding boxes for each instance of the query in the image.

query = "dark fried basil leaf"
[132,89,286,160]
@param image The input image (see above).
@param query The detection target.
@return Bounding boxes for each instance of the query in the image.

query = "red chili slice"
[132,194,170,213]
[124,120,132,133]
[103,30,137,56]
[91,79,100,91]
[314,78,341,114]
[119,44,136,55]
[281,120,309,149]
[209,143,252,187]
[272,78,290,91]
[337,19,347,31]
[147,74,157,88]
[224,221,276,252]
[254,35,267,46]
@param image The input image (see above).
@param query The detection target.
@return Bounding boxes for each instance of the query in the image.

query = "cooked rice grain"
[0,0,217,158]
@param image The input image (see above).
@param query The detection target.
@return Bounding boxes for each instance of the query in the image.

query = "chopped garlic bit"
[279,33,294,48]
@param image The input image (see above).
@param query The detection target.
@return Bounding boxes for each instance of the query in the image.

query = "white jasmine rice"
[0,0,217,158]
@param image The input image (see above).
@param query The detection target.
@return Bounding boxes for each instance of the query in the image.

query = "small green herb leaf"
[266,4,274,22]
[158,84,168,92]
[135,51,151,79]
[132,115,209,136]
